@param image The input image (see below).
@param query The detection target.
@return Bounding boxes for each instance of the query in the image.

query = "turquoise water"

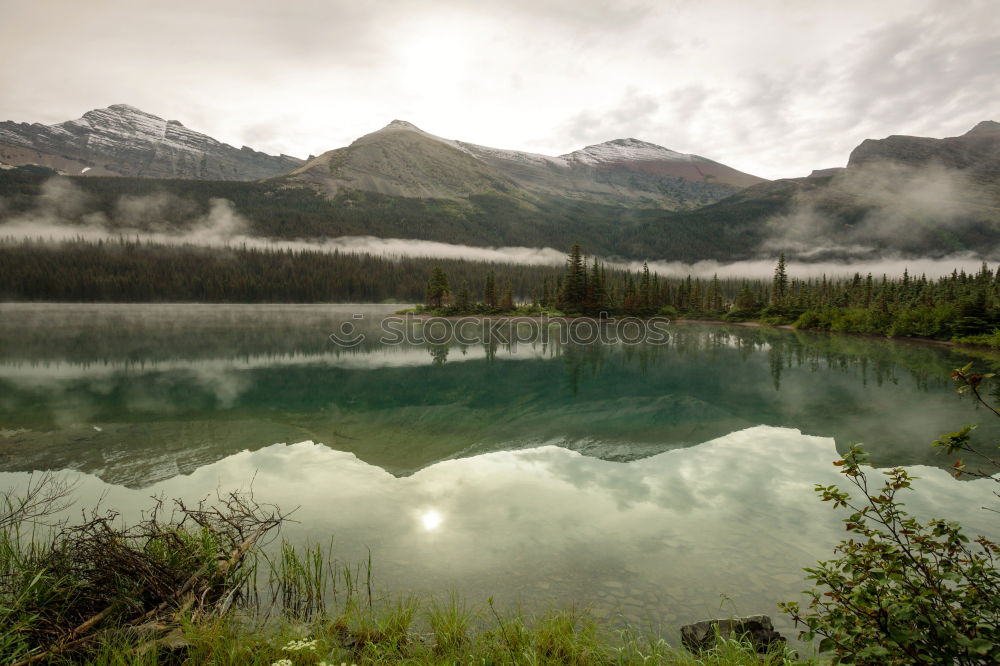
[1,303,998,639]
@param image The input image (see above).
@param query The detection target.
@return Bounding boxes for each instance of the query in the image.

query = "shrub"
[781,363,1000,664]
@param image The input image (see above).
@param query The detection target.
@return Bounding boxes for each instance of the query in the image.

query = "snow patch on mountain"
[564,138,694,165]
[63,104,223,155]
[368,121,695,171]
[458,142,571,168]
[0,105,303,180]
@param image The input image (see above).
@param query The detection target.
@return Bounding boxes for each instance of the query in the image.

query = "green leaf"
[968,638,994,655]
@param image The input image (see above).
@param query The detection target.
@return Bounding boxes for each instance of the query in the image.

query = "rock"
[807,167,845,178]
[680,614,786,654]
[846,121,1000,176]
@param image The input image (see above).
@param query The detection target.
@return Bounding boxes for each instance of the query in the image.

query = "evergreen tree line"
[5,237,1000,344]
[0,238,561,303]
[422,246,1000,343]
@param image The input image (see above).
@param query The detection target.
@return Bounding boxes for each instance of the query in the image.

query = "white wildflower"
[271,660,293,666]
[282,637,318,652]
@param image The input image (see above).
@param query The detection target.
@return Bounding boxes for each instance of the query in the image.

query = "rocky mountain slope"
[285,120,765,210]
[847,120,1000,197]
[636,120,1000,260]
[850,121,1000,168]
[0,105,303,180]
[285,120,520,200]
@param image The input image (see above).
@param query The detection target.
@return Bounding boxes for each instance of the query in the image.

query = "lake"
[2,303,999,641]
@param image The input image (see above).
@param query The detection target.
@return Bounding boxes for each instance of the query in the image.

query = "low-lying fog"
[0,177,994,279]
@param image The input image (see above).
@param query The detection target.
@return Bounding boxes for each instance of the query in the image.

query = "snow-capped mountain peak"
[0,104,303,180]
[61,105,217,153]
[564,138,693,165]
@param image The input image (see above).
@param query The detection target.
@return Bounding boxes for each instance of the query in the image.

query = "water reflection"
[1,426,996,641]
[2,304,1000,488]
[420,509,444,531]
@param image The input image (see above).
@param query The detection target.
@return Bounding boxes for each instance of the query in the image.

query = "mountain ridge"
[643,120,1000,261]
[0,105,766,210]
[288,118,765,209]
[1,112,999,262]
[0,104,304,180]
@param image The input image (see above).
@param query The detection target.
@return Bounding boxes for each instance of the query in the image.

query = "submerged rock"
[680,615,786,654]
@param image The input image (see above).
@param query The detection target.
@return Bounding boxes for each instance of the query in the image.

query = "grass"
[76,600,812,665]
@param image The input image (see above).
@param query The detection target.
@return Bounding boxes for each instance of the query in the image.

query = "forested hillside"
[0,238,565,303]
[0,170,614,253]
[6,236,1000,350]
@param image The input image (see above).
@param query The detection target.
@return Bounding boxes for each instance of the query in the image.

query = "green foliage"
[77,605,812,665]
[781,392,1000,664]
[424,266,450,309]
[953,329,1000,349]
[771,253,789,306]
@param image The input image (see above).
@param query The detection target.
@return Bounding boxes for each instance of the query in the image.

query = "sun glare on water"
[420,509,443,531]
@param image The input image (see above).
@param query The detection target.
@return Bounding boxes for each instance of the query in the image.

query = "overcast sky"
[1,0,996,179]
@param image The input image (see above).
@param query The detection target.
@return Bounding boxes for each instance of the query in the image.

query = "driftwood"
[8,490,286,665]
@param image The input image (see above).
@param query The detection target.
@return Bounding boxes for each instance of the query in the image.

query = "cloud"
[113,192,200,229]
[760,161,995,260]
[0,178,568,264]
[1,177,994,280]
[561,89,661,147]
[637,256,996,281]
[1,0,996,180]
[0,178,249,244]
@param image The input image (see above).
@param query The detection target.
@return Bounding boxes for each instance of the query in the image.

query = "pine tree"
[483,271,497,309]
[455,280,471,310]
[639,262,652,311]
[425,266,450,309]
[589,257,607,314]
[500,282,514,311]
[735,282,757,310]
[706,274,723,312]
[771,253,788,306]
[560,242,587,312]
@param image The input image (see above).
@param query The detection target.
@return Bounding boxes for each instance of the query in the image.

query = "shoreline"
[401,311,994,351]
[0,301,993,352]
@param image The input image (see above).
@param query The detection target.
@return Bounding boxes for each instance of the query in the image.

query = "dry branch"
[5,489,287,664]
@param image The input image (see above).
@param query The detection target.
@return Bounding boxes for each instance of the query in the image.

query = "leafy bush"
[781,364,1000,664]
[887,304,956,339]
[953,329,1000,349]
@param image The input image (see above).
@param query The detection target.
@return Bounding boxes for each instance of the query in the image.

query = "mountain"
[848,120,1000,194]
[0,106,764,210]
[285,120,765,210]
[2,115,997,262]
[286,120,521,200]
[0,104,303,180]
[635,120,1000,260]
